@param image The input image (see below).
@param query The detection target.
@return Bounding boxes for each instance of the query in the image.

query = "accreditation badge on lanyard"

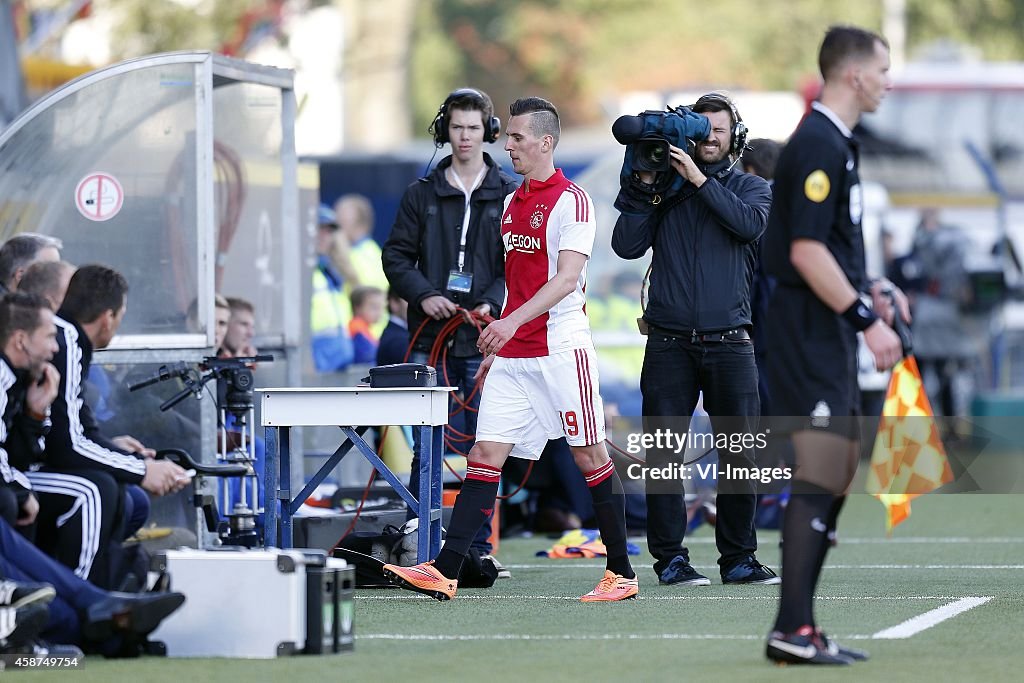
[447,269,473,293]
[446,165,487,296]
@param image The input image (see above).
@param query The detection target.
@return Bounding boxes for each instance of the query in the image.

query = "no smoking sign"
[75,172,124,222]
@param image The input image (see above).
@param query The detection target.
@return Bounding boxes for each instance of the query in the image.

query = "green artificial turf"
[14,493,1024,682]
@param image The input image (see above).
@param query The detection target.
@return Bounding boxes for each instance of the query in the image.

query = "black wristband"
[841,299,878,331]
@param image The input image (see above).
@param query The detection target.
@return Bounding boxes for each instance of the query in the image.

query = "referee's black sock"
[432,461,501,580]
[773,480,833,633]
[585,460,635,579]
[811,495,846,591]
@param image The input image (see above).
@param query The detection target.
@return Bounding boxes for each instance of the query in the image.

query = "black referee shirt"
[763,103,868,292]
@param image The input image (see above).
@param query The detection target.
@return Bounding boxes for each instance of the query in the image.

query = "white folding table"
[259,386,454,562]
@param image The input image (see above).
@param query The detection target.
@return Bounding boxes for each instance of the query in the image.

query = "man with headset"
[382,88,518,576]
[612,92,777,587]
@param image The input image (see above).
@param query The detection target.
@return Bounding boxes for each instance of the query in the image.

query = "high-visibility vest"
[349,238,389,291]
[347,239,389,338]
[310,261,354,371]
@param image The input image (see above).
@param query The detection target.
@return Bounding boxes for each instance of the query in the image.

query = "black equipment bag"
[365,363,437,388]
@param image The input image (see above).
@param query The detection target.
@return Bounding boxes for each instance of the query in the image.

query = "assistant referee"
[761,25,909,666]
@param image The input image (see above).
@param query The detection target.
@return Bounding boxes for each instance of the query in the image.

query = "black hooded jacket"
[382,153,518,357]
[611,158,772,334]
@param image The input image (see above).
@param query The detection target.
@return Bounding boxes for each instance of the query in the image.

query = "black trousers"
[0,484,19,526]
[640,331,760,575]
[28,468,125,590]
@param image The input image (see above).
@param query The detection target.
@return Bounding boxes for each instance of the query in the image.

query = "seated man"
[0,292,59,531]
[24,265,188,589]
[221,297,258,358]
[16,260,75,313]
[0,233,62,294]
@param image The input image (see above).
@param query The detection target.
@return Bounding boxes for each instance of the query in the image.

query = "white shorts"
[475,348,606,460]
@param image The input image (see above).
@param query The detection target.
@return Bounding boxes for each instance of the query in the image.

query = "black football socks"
[585,460,635,580]
[773,480,834,633]
[432,461,501,580]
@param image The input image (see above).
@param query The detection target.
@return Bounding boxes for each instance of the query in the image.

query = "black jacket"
[1,355,48,505]
[612,159,772,334]
[382,153,518,356]
[39,313,146,484]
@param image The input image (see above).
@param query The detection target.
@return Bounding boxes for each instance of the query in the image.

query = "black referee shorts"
[764,285,861,440]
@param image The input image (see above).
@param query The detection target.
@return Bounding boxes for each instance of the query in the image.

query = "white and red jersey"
[499,168,595,358]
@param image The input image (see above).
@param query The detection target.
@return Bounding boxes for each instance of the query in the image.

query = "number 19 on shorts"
[559,411,579,437]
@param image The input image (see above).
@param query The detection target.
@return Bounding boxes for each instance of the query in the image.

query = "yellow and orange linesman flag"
[865,355,954,533]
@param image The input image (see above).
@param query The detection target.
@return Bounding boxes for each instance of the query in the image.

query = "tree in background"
[15,0,1024,143]
[409,0,1024,130]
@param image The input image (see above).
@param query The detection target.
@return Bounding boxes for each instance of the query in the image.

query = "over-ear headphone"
[429,88,501,147]
[692,91,748,156]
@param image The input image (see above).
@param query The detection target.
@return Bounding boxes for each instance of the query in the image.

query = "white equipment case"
[148,548,352,658]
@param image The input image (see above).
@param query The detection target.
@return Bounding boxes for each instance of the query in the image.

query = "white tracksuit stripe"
[25,471,101,579]
[55,318,145,476]
[0,360,32,491]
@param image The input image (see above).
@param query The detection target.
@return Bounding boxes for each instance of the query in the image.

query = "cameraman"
[612,92,776,587]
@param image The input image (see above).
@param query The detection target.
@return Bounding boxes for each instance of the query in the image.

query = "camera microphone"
[612,115,645,144]
[129,362,192,392]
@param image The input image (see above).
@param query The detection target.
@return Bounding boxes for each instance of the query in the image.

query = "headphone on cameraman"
[428,88,501,147]
[692,91,748,156]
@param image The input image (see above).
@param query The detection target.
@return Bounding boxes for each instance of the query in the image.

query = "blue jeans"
[640,331,760,574]
[0,517,108,645]
[123,484,150,538]
[409,351,491,554]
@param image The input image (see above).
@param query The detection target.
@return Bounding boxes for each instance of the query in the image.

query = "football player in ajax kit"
[383,97,637,602]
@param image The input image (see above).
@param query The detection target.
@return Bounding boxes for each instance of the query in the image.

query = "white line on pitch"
[358,633,765,641]
[504,564,1024,570]
[355,594,968,601]
[646,537,1024,544]
[836,537,1024,544]
[872,596,994,639]
[357,633,874,641]
[830,564,1024,569]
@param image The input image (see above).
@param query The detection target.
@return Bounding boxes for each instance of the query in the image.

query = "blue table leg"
[264,426,279,548]
[430,425,443,561]
[415,425,431,563]
[279,427,292,548]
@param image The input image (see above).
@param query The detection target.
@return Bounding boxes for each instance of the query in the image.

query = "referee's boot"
[766,625,853,665]
[817,628,870,661]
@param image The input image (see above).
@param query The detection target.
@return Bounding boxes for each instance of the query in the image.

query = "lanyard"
[448,165,487,272]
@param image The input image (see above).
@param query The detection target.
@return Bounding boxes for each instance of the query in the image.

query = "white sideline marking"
[832,565,1024,570]
[358,633,872,641]
[358,633,765,641]
[505,563,1024,570]
[664,537,1024,544]
[872,596,994,639]
[356,594,967,601]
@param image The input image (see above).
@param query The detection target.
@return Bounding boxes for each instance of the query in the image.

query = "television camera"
[612,105,711,197]
[130,354,273,547]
